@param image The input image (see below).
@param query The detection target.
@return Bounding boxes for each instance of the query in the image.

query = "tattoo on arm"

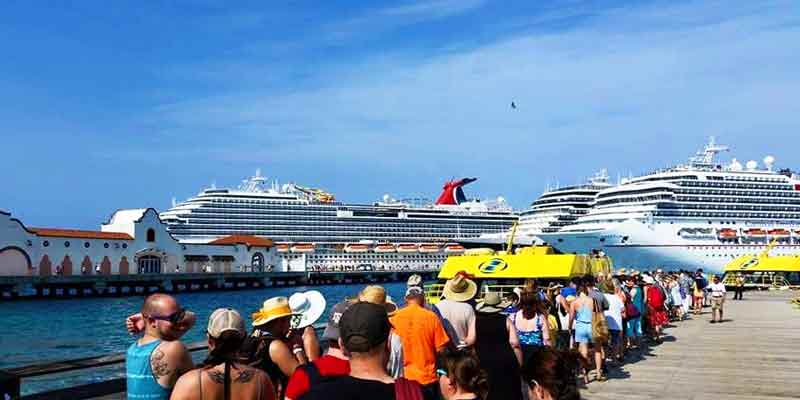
[151,349,172,378]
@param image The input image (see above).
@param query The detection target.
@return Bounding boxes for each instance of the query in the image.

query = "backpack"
[395,377,424,400]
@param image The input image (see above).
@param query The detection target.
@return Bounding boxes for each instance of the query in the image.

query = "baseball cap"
[407,274,423,287]
[405,286,424,297]
[207,308,246,339]
[339,302,391,353]
[321,301,350,342]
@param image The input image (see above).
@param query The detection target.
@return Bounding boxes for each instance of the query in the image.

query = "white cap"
[207,308,246,339]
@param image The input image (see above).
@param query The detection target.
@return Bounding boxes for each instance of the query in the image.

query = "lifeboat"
[744,228,767,237]
[718,228,738,239]
[397,244,419,253]
[276,243,290,253]
[768,228,790,237]
[419,244,440,253]
[374,244,396,253]
[291,243,315,253]
[444,243,466,253]
[345,244,370,253]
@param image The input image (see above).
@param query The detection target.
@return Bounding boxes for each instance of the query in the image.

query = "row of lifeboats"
[717,228,799,239]
[274,243,466,254]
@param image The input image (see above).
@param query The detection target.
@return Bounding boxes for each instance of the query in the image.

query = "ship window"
[84,242,90,248]
[65,241,70,248]
[43,240,49,247]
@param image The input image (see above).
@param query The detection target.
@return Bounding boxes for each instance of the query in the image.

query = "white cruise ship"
[160,171,517,272]
[537,138,800,275]
[517,170,613,239]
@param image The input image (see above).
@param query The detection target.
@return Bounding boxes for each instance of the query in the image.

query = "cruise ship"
[160,172,517,272]
[537,138,800,275]
[516,170,613,240]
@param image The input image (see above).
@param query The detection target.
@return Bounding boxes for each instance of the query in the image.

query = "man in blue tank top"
[126,293,196,400]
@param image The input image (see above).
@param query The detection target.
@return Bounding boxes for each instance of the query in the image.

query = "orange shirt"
[390,304,450,385]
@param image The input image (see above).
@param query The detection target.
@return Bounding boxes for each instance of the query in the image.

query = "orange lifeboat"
[744,228,767,236]
[345,244,370,253]
[444,243,466,253]
[397,244,419,253]
[717,228,738,239]
[374,244,396,253]
[291,243,315,253]
[419,243,440,253]
[768,228,790,237]
[276,243,290,253]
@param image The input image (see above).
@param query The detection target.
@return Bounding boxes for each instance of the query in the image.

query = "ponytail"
[202,331,245,400]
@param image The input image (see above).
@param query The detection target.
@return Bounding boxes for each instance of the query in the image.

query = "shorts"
[574,321,593,344]
[625,317,642,338]
[711,297,724,310]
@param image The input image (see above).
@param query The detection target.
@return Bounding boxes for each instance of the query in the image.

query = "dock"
[582,290,800,400]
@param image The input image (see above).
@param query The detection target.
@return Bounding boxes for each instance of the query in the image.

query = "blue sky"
[2,0,799,229]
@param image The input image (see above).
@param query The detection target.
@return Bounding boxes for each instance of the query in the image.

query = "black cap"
[339,302,391,353]
[321,301,350,342]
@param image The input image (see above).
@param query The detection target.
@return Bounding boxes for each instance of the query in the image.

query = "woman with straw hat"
[239,297,302,400]
[474,292,523,400]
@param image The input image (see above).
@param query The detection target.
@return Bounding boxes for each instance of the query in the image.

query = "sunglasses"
[436,368,448,378]
[149,308,186,324]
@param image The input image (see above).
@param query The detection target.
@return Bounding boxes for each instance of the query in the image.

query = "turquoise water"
[0,282,409,395]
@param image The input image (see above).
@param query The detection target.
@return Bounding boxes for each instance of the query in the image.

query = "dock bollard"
[0,370,20,400]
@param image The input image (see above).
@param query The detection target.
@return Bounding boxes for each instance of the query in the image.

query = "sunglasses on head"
[149,308,186,324]
[436,368,448,378]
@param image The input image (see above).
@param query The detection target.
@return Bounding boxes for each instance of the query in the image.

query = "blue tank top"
[575,304,593,324]
[513,313,543,346]
[126,339,170,400]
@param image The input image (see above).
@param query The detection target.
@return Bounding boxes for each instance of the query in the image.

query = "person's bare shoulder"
[170,369,199,400]
[151,341,189,379]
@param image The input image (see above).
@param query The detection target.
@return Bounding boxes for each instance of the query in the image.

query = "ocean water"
[0,282,409,395]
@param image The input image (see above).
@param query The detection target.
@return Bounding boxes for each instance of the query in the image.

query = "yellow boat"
[425,245,613,304]
[723,240,800,290]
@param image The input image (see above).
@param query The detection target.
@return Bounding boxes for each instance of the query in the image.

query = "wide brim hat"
[442,275,478,302]
[358,285,399,316]
[475,292,510,313]
[643,275,655,285]
[252,296,297,327]
[289,290,327,329]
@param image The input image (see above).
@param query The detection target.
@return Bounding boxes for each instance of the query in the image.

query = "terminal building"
[0,208,287,277]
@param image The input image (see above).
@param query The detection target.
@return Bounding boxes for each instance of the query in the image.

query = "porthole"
[65,241,70,248]
[104,242,109,248]
[43,240,49,247]
[84,242,90,248]
[122,243,128,249]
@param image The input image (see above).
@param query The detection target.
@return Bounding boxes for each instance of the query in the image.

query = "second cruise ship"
[537,138,800,274]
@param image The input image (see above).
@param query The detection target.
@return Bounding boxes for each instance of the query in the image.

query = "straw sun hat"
[252,296,296,327]
[442,275,478,302]
[289,290,327,329]
[475,292,510,313]
[358,285,398,316]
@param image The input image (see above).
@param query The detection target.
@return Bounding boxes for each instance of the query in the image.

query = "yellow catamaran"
[723,239,800,290]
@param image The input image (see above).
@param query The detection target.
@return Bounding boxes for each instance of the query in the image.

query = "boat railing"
[0,323,325,400]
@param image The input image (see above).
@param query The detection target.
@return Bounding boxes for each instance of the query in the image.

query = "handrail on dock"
[0,324,325,400]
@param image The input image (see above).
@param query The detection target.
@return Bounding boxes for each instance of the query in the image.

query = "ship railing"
[0,323,325,400]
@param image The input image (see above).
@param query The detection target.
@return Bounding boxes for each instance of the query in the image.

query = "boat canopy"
[724,254,800,273]
[437,246,612,280]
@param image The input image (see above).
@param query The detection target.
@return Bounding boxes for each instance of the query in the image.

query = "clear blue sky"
[2,0,799,229]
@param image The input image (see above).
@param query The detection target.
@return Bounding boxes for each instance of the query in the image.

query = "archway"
[61,255,73,276]
[39,255,52,276]
[138,255,162,274]
[0,246,32,276]
[101,256,111,275]
[251,252,264,272]
[81,256,93,275]
[119,257,130,275]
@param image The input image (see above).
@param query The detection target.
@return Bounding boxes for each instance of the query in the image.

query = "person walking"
[170,308,274,400]
[474,292,523,400]
[126,294,196,400]
[435,275,478,347]
[569,284,603,382]
[391,286,451,400]
[643,276,668,343]
[708,275,727,323]
[624,276,644,351]
[733,273,745,300]
[512,291,551,360]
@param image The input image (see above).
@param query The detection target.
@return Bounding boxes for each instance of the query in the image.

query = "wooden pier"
[582,290,800,400]
[0,270,438,299]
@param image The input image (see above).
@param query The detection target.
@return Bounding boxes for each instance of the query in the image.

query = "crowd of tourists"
[123,269,728,400]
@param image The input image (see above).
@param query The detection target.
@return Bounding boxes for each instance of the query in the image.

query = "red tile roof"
[29,228,134,241]
[209,235,274,247]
